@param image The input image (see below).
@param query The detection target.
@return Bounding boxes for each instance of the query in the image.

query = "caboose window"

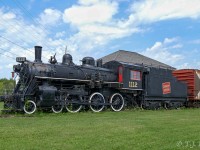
[130,71,141,81]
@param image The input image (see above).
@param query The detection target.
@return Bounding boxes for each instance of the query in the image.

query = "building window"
[130,70,141,81]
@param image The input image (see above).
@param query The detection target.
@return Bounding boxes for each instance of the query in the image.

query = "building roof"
[99,50,175,70]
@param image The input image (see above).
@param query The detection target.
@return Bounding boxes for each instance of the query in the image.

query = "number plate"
[129,81,138,88]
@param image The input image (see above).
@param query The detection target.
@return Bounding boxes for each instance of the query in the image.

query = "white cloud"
[79,24,136,36]
[61,0,200,69]
[5,63,13,69]
[63,0,118,25]
[55,31,66,38]
[141,38,184,65]
[177,63,192,69]
[1,0,200,78]
[62,0,200,56]
[190,39,200,44]
[0,6,91,78]
[62,0,140,55]
[78,0,104,6]
[0,8,61,78]
[124,0,200,27]
[177,61,200,69]
[39,8,62,26]
[2,12,16,20]
[163,38,178,44]
[0,8,47,46]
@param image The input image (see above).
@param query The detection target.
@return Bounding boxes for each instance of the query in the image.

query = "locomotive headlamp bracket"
[16,57,26,63]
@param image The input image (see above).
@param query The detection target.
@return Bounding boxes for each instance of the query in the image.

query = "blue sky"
[0,0,200,78]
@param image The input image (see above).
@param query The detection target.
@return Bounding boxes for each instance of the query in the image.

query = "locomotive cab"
[118,63,146,90]
[103,61,147,90]
[122,66,142,90]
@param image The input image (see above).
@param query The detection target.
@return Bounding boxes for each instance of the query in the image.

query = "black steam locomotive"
[1,46,187,114]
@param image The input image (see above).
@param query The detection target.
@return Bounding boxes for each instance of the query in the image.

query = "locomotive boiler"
[1,46,188,114]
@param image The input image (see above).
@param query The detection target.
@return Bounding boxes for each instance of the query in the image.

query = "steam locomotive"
[1,46,188,114]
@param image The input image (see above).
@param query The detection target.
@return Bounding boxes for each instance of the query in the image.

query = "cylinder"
[34,46,42,63]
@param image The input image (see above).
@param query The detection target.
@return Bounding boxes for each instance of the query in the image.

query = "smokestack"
[34,46,42,63]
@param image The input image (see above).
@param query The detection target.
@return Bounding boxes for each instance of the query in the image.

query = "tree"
[0,78,15,95]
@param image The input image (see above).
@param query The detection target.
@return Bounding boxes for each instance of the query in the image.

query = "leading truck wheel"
[110,93,124,112]
[89,92,105,112]
[23,100,37,114]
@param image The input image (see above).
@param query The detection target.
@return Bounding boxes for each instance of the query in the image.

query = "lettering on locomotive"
[129,81,138,88]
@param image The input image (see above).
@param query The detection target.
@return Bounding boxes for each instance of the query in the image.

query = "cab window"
[130,71,141,81]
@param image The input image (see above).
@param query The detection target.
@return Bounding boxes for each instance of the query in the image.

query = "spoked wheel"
[89,92,105,112]
[110,93,124,112]
[52,99,64,113]
[66,95,82,113]
[23,100,37,114]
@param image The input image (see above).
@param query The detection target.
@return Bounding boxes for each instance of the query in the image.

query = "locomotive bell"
[62,53,73,65]
[34,46,42,63]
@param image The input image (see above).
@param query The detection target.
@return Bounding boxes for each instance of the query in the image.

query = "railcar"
[0,46,188,114]
[173,69,200,107]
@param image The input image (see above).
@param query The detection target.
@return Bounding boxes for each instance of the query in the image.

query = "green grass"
[0,103,200,150]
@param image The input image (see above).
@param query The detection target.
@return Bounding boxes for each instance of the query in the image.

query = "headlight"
[13,64,21,72]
